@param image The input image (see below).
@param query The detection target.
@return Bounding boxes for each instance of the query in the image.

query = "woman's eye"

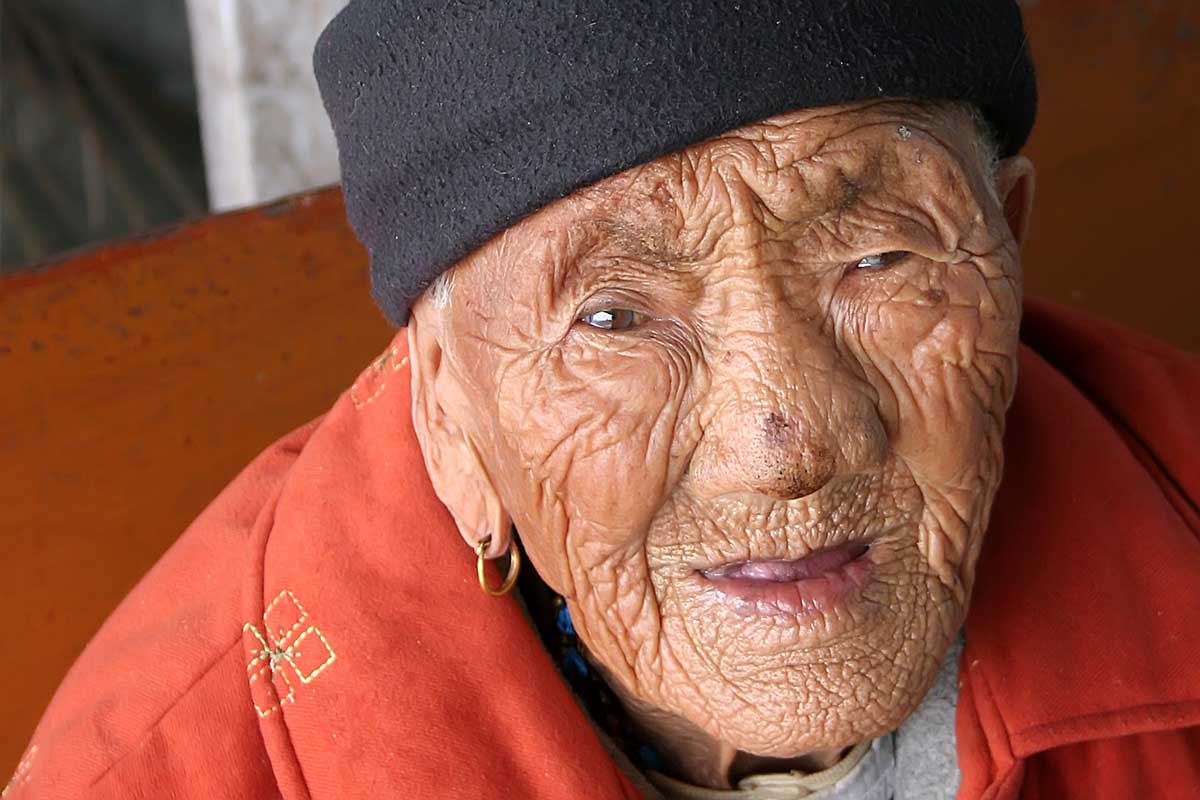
[853,251,911,270]
[578,308,645,331]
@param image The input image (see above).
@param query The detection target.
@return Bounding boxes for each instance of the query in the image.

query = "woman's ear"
[407,307,513,558]
[995,155,1036,249]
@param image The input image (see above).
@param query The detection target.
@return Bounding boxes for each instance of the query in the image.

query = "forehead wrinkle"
[754,149,881,250]
[595,214,697,269]
[554,211,701,301]
[799,125,991,259]
[553,108,984,293]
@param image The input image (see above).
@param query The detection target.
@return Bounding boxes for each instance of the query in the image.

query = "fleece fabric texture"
[10,296,1200,800]
[313,0,1038,325]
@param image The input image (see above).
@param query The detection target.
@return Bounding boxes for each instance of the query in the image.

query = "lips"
[698,540,875,617]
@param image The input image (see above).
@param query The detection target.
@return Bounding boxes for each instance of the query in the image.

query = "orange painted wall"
[0,191,393,774]
[2,0,1196,777]
[1020,1,1198,351]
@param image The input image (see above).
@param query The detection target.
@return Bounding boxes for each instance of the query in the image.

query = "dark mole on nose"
[758,413,836,499]
[763,412,791,447]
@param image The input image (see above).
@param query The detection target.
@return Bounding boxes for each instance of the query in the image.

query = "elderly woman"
[11,1,1200,799]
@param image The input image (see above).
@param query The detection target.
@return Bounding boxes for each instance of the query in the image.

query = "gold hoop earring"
[475,534,520,597]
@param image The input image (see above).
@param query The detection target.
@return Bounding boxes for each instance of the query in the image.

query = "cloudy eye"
[578,307,644,331]
[853,251,911,270]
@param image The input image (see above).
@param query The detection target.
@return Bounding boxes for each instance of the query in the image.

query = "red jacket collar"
[963,297,1200,764]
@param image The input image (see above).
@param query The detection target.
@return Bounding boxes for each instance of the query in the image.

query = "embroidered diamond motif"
[243,590,336,718]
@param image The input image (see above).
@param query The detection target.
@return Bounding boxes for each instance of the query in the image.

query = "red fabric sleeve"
[7,421,318,798]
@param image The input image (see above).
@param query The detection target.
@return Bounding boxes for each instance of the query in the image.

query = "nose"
[690,398,841,501]
[749,412,837,500]
[686,332,885,502]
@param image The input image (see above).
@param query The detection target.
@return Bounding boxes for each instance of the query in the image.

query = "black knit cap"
[314,0,1036,325]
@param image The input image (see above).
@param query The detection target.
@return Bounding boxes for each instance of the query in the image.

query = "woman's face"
[410,100,1027,760]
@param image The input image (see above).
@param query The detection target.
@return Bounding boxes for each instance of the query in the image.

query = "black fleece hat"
[315,0,1036,325]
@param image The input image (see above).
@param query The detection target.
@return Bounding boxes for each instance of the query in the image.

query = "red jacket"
[7,297,1200,799]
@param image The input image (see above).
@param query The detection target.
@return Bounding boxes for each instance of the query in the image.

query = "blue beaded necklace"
[511,535,665,772]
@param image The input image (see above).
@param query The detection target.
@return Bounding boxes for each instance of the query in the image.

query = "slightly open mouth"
[698,540,875,617]
[701,541,871,582]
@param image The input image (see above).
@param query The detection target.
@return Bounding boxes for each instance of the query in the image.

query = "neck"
[525,584,852,788]
[602,662,849,788]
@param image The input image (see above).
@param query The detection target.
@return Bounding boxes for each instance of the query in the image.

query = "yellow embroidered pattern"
[243,590,337,719]
[350,346,409,410]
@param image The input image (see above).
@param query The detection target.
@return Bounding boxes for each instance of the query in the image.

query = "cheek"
[833,259,1019,582]
[837,259,1018,469]
[493,334,698,579]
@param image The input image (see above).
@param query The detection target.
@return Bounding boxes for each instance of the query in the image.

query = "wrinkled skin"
[408,99,1035,787]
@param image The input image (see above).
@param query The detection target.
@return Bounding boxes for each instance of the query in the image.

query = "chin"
[651,554,962,758]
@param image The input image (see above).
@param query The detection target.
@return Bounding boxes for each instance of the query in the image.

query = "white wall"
[185,0,347,210]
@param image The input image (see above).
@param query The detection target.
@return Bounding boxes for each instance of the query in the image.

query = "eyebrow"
[589,215,696,269]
